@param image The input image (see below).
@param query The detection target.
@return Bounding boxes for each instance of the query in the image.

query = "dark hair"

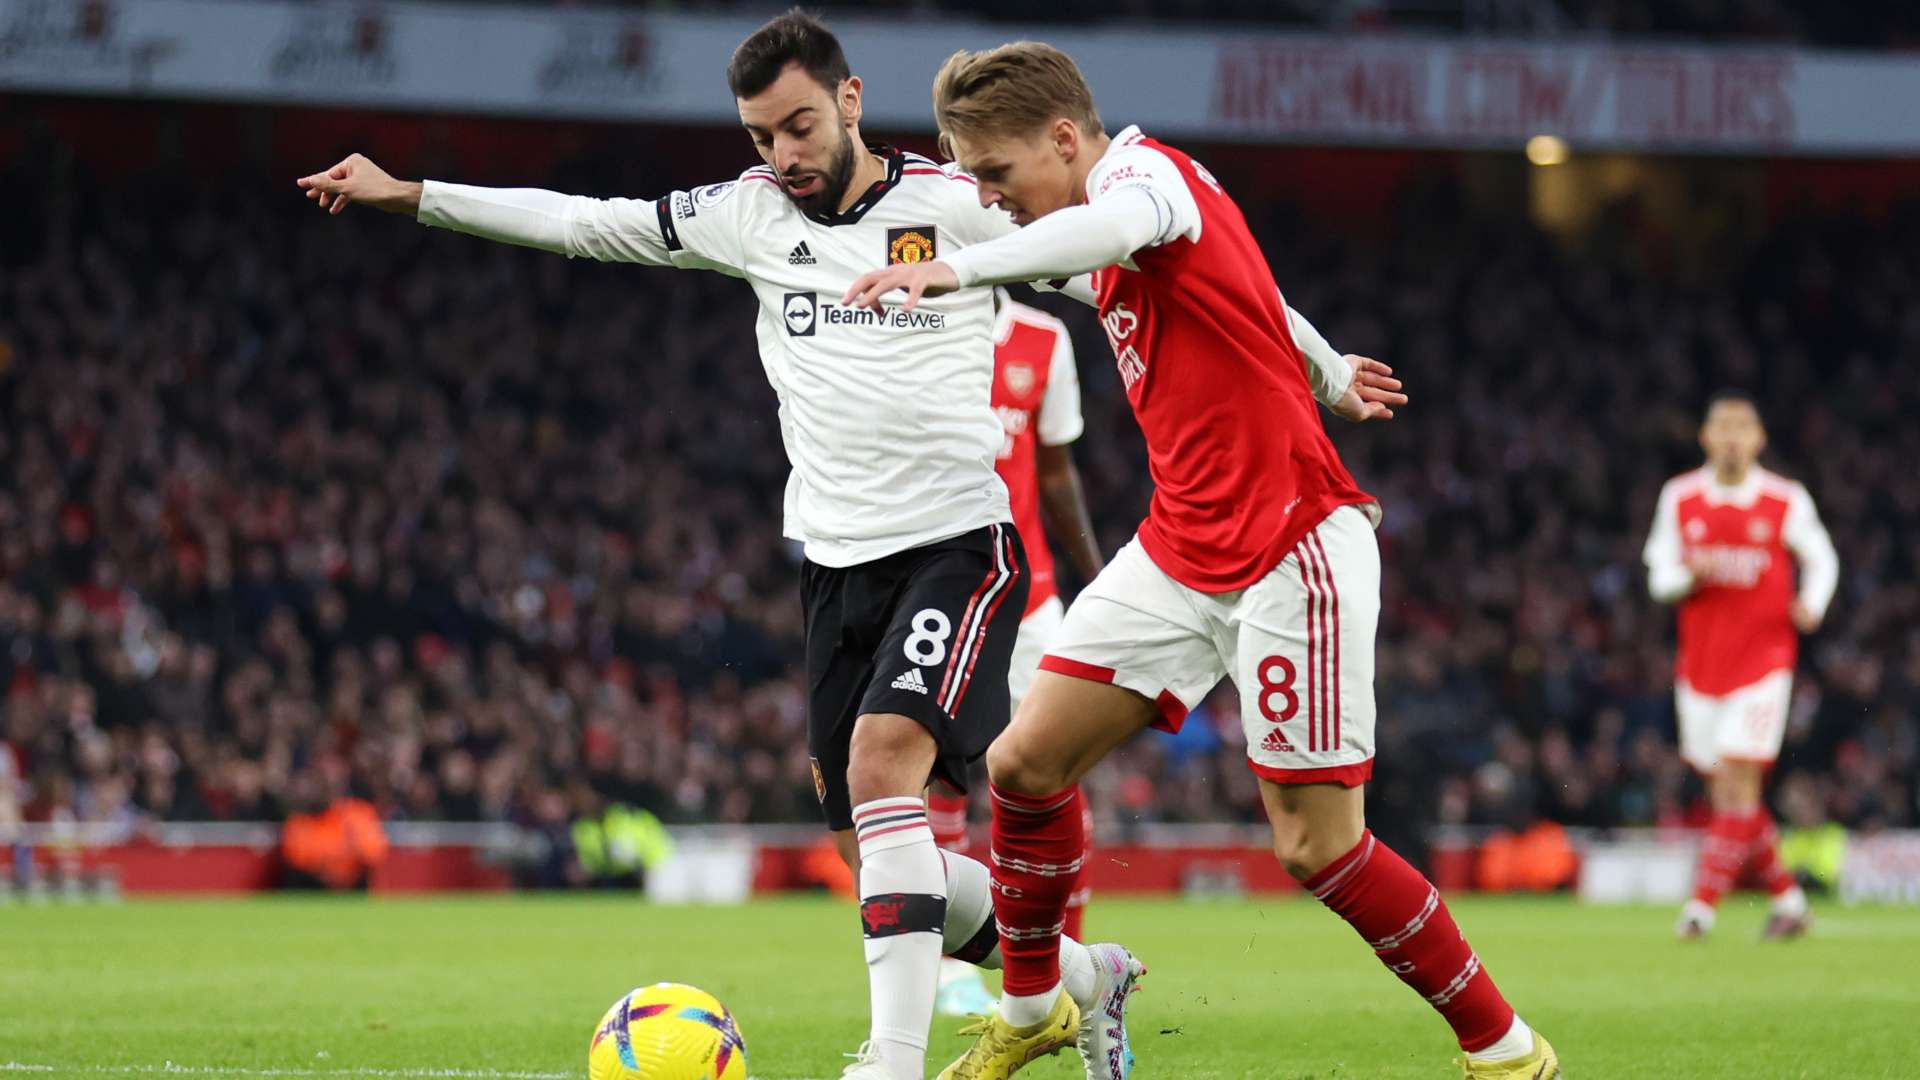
[726,9,850,99]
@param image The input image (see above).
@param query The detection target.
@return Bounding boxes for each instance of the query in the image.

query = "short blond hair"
[933,42,1103,158]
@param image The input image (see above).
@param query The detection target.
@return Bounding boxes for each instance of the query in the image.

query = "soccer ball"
[587,982,748,1080]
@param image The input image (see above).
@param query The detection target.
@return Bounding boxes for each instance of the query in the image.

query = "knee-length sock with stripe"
[987,783,1087,1026]
[940,846,1097,1008]
[935,787,1093,941]
[928,789,972,854]
[1305,829,1521,1055]
[854,797,947,1079]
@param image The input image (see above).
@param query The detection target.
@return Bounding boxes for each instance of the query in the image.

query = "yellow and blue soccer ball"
[587,983,747,1080]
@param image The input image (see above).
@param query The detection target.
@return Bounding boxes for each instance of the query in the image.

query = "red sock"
[1062,795,1094,941]
[928,790,971,854]
[1692,810,1756,907]
[1742,809,1796,897]
[988,783,1086,997]
[1306,831,1516,1052]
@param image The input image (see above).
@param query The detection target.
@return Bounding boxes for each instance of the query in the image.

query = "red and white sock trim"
[991,788,1078,816]
[1369,886,1440,953]
[990,847,1087,878]
[996,918,1067,942]
[1309,831,1376,901]
[1425,951,1485,1007]
[854,797,933,852]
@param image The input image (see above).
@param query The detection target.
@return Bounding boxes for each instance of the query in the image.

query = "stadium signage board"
[3,0,1918,155]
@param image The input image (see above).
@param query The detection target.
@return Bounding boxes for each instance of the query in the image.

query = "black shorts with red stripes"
[800,522,1029,831]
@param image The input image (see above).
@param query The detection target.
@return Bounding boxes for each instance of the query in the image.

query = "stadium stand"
[1,107,1914,861]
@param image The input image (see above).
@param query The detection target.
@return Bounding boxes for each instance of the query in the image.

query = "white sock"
[940,849,1098,1009]
[1000,986,1063,1028]
[1466,1015,1534,1062]
[1772,884,1808,918]
[1680,897,1718,931]
[855,797,947,1079]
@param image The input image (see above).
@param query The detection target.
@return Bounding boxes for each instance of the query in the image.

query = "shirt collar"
[1700,466,1763,506]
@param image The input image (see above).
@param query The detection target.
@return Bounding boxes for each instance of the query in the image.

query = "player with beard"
[283,11,1375,1080]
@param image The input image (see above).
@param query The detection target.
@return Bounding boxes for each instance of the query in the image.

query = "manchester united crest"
[810,757,826,802]
[1003,360,1036,397]
[887,226,937,265]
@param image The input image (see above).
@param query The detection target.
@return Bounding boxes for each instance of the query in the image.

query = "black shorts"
[802,522,1029,831]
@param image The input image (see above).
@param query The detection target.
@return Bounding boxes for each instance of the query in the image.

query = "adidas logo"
[891,668,929,694]
[1261,728,1294,753]
[788,241,817,265]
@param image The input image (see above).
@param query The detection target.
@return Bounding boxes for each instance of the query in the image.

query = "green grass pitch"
[3,894,1917,1078]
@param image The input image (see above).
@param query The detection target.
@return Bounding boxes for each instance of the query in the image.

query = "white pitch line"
[0,1065,570,1079]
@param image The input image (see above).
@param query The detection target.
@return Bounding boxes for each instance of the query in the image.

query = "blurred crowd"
[1,126,1915,862]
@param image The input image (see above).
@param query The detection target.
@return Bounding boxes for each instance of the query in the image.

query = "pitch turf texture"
[3,895,1917,1078]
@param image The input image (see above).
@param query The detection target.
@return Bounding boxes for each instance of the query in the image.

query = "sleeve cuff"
[942,252,981,289]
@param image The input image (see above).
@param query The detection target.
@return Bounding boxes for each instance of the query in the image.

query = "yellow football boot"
[1462,1032,1560,1079]
[937,991,1080,1080]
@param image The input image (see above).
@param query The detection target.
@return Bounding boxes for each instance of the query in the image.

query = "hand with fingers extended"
[296,153,423,216]
[841,261,961,313]
[1332,355,1406,423]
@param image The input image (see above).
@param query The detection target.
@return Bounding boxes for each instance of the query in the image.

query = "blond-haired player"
[846,42,1556,1080]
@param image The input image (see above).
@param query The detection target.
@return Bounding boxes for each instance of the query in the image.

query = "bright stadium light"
[1526,134,1570,166]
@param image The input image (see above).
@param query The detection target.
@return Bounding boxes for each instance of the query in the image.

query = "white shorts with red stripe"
[1040,505,1380,785]
[1008,595,1065,710]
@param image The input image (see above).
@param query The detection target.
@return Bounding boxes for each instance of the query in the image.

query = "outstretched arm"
[846,140,1199,311]
[297,153,741,271]
[298,154,422,215]
[843,190,1161,311]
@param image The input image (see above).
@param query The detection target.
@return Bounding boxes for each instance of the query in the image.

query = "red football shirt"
[1648,468,1819,695]
[1088,128,1374,592]
[991,296,1082,616]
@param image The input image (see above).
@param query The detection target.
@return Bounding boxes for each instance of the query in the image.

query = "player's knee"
[845,717,933,805]
[843,752,907,806]
[985,737,1069,797]
[1708,761,1764,810]
[1269,829,1320,881]
[1268,818,1349,881]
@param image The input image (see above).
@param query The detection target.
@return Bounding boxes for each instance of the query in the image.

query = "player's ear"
[839,76,863,127]
[1053,117,1077,162]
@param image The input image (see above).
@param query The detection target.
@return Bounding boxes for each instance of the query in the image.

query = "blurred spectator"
[280,770,390,891]
[568,786,674,889]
